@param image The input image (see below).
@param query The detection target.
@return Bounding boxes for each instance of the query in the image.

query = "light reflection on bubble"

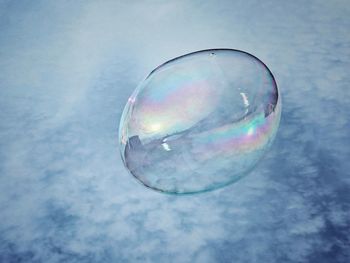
[119,49,281,194]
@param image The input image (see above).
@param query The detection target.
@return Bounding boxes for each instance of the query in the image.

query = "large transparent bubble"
[119,49,281,194]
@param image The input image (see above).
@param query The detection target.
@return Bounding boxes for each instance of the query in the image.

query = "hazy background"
[0,1,349,262]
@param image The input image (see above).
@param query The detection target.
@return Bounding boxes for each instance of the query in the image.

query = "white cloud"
[0,0,349,262]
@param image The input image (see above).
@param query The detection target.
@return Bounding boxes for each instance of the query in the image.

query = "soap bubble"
[119,49,281,194]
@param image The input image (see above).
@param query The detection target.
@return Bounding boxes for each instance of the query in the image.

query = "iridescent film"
[119,49,281,194]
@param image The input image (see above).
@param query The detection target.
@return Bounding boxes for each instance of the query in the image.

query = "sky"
[0,0,349,262]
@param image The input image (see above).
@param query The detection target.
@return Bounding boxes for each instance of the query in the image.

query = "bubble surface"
[119,49,281,194]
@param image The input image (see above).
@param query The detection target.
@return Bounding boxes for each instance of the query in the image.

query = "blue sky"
[0,0,349,262]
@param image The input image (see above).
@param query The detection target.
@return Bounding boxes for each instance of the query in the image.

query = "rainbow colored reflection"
[119,49,281,194]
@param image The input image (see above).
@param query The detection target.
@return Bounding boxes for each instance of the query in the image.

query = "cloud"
[0,0,349,262]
